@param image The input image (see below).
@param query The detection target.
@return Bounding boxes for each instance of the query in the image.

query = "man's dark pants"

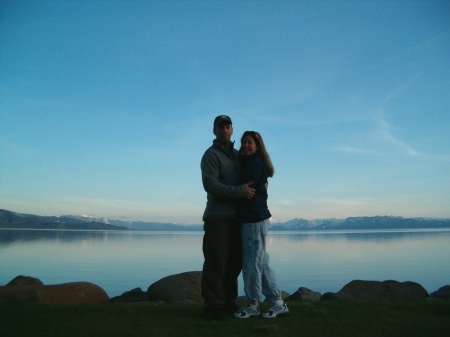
[201,218,242,310]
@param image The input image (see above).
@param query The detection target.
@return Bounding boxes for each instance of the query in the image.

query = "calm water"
[1,228,449,298]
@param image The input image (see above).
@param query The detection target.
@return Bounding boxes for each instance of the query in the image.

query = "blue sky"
[1,0,449,223]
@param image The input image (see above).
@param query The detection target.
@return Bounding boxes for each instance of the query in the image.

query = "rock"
[147,271,203,304]
[320,292,340,301]
[430,285,450,300]
[6,275,44,286]
[0,277,109,304]
[286,287,321,302]
[110,288,149,303]
[0,285,39,302]
[34,282,110,304]
[331,280,428,302]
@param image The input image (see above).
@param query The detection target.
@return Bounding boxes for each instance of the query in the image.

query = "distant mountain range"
[0,209,128,231]
[268,216,450,230]
[1,209,450,231]
[68,215,202,231]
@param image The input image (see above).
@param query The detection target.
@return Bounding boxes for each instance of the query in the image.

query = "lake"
[1,228,449,298]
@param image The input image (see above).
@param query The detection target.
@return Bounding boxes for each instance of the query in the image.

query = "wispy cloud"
[375,112,421,157]
[376,113,450,162]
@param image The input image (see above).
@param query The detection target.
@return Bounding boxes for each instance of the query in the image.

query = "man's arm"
[201,151,254,199]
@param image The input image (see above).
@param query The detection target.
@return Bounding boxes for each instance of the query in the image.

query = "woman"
[233,131,289,319]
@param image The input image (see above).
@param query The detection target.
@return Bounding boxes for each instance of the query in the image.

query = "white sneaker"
[233,303,260,319]
[262,301,289,318]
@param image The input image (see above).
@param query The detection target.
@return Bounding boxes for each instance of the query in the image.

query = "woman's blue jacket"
[237,153,271,222]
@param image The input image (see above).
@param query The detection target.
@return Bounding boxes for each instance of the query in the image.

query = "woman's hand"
[243,182,255,199]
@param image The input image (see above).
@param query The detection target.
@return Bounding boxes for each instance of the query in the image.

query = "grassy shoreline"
[2,299,449,337]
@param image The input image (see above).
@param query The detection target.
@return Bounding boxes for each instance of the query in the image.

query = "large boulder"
[34,282,110,304]
[323,280,428,302]
[110,288,149,303]
[147,271,203,304]
[0,276,109,304]
[7,275,44,286]
[286,287,321,302]
[430,285,450,300]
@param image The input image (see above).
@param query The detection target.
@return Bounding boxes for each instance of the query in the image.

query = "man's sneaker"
[233,303,260,319]
[262,301,289,318]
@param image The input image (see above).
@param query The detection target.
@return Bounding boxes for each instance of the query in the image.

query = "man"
[200,115,255,320]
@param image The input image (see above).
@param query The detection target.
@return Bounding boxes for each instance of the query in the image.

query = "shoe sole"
[262,311,289,318]
[233,313,260,319]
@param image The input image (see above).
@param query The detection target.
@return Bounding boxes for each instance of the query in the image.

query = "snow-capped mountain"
[2,209,450,231]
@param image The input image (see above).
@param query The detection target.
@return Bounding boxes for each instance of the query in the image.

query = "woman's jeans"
[241,218,281,302]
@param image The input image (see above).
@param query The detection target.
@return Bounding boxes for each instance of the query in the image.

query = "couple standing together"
[200,115,289,320]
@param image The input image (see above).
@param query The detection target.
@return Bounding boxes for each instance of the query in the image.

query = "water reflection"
[1,228,449,297]
[0,229,205,247]
[0,229,111,245]
[268,228,450,243]
[2,228,449,246]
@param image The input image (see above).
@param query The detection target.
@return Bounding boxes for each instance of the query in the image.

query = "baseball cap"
[214,115,232,128]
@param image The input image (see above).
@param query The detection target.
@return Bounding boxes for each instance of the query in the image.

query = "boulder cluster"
[0,275,109,304]
[1,272,449,305]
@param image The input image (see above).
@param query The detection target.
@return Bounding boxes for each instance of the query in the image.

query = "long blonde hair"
[239,131,275,177]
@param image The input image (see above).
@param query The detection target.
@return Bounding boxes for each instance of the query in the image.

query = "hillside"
[66,214,450,231]
[1,209,450,231]
[0,209,127,230]
[269,215,450,230]
[66,215,201,231]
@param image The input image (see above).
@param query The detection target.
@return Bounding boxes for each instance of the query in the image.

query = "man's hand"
[243,182,255,199]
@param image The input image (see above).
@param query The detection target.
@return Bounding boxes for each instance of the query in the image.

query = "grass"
[1,299,449,337]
